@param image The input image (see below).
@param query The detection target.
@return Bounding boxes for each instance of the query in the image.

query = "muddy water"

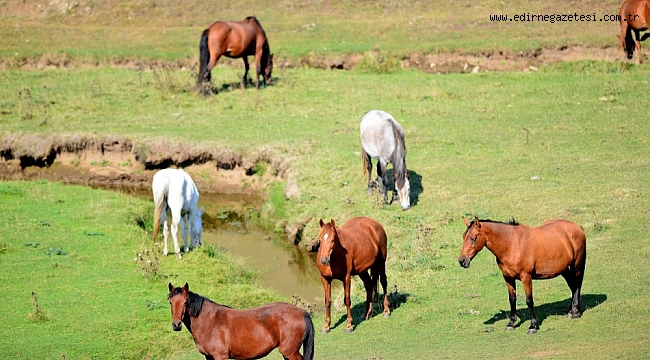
[96,185,326,304]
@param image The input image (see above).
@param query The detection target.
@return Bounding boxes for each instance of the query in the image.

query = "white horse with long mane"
[360,110,410,210]
[152,168,204,259]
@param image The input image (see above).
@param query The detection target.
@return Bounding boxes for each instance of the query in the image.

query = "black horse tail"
[301,312,315,360]
[196,28,210,89]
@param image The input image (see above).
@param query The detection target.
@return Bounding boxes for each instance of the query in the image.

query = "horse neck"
[481,222,515,259]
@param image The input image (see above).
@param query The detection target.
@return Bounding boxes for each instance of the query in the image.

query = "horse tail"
[361,144,370,178]
[197,28,210,89]
[152,193,165,243]
[301,312,315,360]
[389,119,407,187]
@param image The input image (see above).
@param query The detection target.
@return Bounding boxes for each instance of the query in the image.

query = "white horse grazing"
[152,168,204,259]
[360,110,410,210]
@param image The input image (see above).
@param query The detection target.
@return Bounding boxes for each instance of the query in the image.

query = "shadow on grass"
[329,289,410,331]
[483,293,607,329]
[206,75,278,95]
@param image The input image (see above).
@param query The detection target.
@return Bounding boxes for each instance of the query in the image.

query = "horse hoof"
[527,328,537,334]
[320,328,330,334]
[505,325,515,331]
[345,327,354,333]
[567,312,581,319]
[358,316,366,323]
[176,254,183,260]
[383,312,391,318]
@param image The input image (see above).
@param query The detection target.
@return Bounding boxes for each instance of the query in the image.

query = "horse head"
[617,34,636,59]
[318,219,338,266]
[394,170,410,210]
[264,53,274,86]
[458,217,487,268]
[168,282,189,331]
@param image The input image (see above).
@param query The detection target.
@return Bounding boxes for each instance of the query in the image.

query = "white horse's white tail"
[152,174,170,243]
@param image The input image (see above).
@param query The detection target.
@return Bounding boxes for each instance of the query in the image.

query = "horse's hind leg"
[180,215,189,252]
[521,274,537,334]
[374,262,391,317]
[634,29,643,64]
[365,152,373,194]
[358,271,374,321]
[562,270,583,318]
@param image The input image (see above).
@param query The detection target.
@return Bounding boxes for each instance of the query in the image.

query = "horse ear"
[463,217,470,226]
[319,219,325,228]
[330,219,336,228]
[168,283,174,292]
[182,282,189,293]
[473,216,481,228]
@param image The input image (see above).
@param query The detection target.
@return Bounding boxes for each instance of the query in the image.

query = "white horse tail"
[152,196,164,243]
[152,173,170,243]
[361,143,370,178]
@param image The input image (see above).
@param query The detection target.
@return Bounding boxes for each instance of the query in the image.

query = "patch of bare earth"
[0,45,625,73]
[0,133,293,196]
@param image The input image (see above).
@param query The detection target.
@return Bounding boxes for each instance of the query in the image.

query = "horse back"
[338,217,388,273]
[620,0,650,29]
[207,18,265,57]
[360,110,405,161]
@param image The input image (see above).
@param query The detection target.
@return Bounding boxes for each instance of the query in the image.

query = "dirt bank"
[0,133,291,195]
[1,45,626,73]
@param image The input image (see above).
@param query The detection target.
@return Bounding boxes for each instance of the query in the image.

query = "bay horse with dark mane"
[360,110,410,210]
[317,217,391,333]
[197,16,273,93]
[168,283,314,359]
[617,0,650,63]
[458,217,586,334]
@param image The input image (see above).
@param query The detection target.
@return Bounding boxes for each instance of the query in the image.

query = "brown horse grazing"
[458,217,586,334]
[196,16,273,93]
[317,217,390,333]
[168,283,314,360]
[617,0,650,63]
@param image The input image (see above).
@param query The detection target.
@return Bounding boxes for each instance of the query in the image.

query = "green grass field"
[2,0,650,359]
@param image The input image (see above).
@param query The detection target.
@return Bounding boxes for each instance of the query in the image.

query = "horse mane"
[388,119,407,188]
[479,218,519,226]
[168,289,228,317]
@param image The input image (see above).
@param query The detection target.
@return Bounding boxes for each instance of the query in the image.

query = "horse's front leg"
[320,275,332,333]
[521,274,537,334]
[170,220,182,260]
[364,152,373,195]
[634,29,643,64]
[242,57,250,89]
[180,215,189,253]
[343,274,354,332]
[358,271,373,322]
[504,277,517,331]
[377,160,389,204]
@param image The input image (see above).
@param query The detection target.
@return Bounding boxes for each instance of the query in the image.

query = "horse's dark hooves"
[345,327,354,333]
[320,328,330,334]
[527,328,537,334]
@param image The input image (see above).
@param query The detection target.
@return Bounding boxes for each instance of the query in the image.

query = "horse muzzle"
[172,321,183,331]
[320,257,330,266]
[458,257,471,269]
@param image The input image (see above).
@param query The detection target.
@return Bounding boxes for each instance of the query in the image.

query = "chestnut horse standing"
[317,217,390,333]
[458,217,586,334]
[196,16,273,93]
[168,283,314,360]
[617,0,650,63]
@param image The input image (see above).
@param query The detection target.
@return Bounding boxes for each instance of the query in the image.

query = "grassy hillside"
[1,0,625,63]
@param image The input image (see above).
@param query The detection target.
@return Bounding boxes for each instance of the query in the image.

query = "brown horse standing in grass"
[317,217,391,333]
[196,16,273,93]
[617,0,650,63]
[168,283,314,360]
[458,217,586,334]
